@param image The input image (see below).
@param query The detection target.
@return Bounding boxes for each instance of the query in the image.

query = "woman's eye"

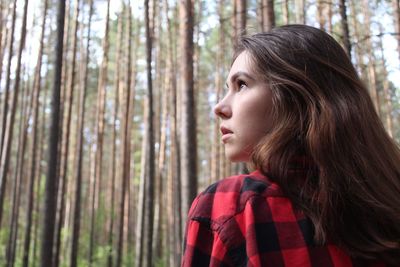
[237,80,247,91]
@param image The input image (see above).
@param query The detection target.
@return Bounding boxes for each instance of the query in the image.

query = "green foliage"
[0,227,9,264]
[154,256,168,267]
[123,248,134,266]
[92,244,111,265]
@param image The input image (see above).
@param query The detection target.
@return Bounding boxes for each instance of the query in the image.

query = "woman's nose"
[214,98,232,119]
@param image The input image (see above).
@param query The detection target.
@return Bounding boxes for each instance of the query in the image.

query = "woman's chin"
[226,151,251,163]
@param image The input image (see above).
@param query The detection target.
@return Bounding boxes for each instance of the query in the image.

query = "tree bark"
[153,48,168,262]
[0,1,10,99]
[232,0,237,45]
[349,0,365,77]
[163,0,181,265]
[40,0,65,266]
[392,0,400,65]
[212,0,226,183]
[317,0,326,30]
[126,28,138,265]
[152,0,167,259]
[339,0,352,57]
[211,73,221,183]
[143,0,156,265]
[262,0,275,31]
[295,0,306,24]
[134,105,147,267]
[0,0,29,233]
[378,24,394,137]
[179,0,197,235]
[54,1,89,267]
[282,0,289,24]
[107,4,123,267]
[0,0,3,56]
[362,0,381,116]
[54,1,78,266]
[58,0,70,183]
[22,1,48,266]
[116,4,133,267]
[161,30,173,265]
[32,76,49,267]
[0,0,17,226]
[327,0,333,33]
[0,0,17,162]
[236,0,247,35]
[88,0,110,264]
[6,62,30,267]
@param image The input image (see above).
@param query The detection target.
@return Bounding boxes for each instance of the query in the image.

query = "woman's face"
[214,51,273,162]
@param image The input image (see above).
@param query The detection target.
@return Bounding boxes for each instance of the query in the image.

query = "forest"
[0,0,399,266]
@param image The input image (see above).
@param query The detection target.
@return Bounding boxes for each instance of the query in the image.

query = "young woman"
[181,25,400,267]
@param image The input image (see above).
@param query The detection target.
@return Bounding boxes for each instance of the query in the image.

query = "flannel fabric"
[181,170,388,267]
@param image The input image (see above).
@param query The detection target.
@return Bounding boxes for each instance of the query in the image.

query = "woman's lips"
[220,126,233,135]
[221,133,233,142]
[220,126,233,142]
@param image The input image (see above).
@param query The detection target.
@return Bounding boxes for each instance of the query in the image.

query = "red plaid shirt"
[181,170,388,267]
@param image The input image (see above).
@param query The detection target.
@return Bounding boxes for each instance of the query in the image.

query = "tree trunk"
[0,1,10,100]
[54,0,78,266]
[282,0,289,24]
[339,0,352,57]
[152,0,165,258]
[107,4,123,267]
[0,0,3,59]
[362,0,381,116]
[153,51,168,262]
[212,0,226,183]
[116,4,133,267]
[262,0,275,31]
[6,63,30,267]
[58,0,79,238]
[40,0,66,266]
[257,0,263,30]
[232,0,247,45]
[211,71,221,183]
[317,0,326,29]
[179,0,197,235]
[163,0,181,265]
[295,0,306,24]
[392,0,400,65]
[54,1,87,267]
[143,0,156,265]
[236,0,247,35]
[32,76,49,267]
[160,24,173,264]
[58,0,70,183]
[126,27,138,265]
[0,0,29,232]
[232,0,237,45]
[0,0,17,226]
[378,24,394,137]
[328,0,333,33]
[88,0,110,264]
[0,0,17,162]
[22,1,48,266]
[349,0,365,77]
[134,106,147,267]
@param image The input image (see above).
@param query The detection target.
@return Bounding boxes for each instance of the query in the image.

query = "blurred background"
[0,0,399,266]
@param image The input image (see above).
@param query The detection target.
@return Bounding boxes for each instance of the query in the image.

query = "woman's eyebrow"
[225,71,255,88]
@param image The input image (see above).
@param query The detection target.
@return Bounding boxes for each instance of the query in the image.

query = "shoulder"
[184,171,390,267]
[187,170,286,230]
[185,171,314,266]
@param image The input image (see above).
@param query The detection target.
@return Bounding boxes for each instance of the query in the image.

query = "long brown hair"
[236,25,400,264]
